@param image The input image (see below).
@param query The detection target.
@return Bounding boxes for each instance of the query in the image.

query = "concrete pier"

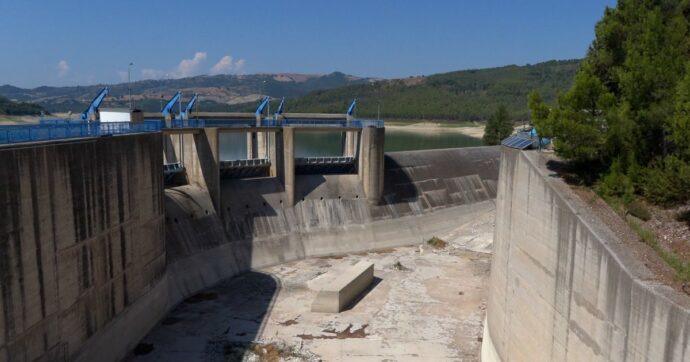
[255,115,268,159]
[163,129,221,213]
[283,127,295,206]
[269,131,283,179]
[343,114,358,156]
[189,128,220,213]
[358,126,385,203]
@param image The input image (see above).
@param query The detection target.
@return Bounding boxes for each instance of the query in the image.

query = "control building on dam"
[0,114,501,361]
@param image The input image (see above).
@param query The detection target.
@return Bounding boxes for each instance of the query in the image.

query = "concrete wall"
[483,149,690,361]
[0,134,166,362]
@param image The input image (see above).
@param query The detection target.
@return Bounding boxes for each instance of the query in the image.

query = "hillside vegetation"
[229,60,580,121]
[0,96,43,115]
[530,0,690,206]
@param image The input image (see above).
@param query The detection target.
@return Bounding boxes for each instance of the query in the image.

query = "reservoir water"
[219,129,482,160]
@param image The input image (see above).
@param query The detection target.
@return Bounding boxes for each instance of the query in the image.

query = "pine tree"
[529,0,690,204]
[483,105,513,145]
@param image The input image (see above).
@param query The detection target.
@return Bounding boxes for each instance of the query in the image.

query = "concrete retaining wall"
[483,149,690,361]
[0,135,166,362]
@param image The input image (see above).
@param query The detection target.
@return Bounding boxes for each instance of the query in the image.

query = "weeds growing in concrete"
[628,219,690,282]
[426,236,448,249]
[393,260,411,271]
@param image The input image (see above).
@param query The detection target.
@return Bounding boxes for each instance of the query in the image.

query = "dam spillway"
[0,125,501,361]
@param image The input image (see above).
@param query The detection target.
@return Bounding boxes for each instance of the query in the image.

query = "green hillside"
[0,96,43,115]
[231,60,580,121]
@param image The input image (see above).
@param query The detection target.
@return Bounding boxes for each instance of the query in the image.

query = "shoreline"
[385,122,485,139]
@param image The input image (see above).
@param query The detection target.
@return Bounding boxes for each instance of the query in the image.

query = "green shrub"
[626,200,651,221]
[643,156,690,205]
[426,236,448,249]
[629,220,690,282]
[598,160,634,204]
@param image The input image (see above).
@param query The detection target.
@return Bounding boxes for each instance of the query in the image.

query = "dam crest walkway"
[0,118,384,145]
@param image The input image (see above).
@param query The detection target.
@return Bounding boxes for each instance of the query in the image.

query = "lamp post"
[262,80,269,117]
[128,62,134,110]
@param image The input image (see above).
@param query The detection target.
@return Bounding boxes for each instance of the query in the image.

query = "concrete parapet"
[483,148,690,361]
[311,261,374,313]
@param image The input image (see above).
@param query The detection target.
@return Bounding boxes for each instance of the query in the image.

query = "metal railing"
[163,162,185,174]
[295,156,355,165]
[0,118,385,145]
[220,158,271,168]
[161,119,384,128]
[0,121,161,144]
[274,119,384,128]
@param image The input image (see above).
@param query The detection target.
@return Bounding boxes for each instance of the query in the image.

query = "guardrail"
[274,119,383,128]
[0,121,161,144]
[220,158,271,168]
[163,162,185,174]
[162,118,384,128]
[0,118,385,145]
[295,156,355,165]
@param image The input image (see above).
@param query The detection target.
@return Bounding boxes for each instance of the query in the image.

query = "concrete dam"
[2,122,689,361]
[0,123,500,361]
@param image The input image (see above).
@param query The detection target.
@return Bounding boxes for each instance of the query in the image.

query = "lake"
[219,128,482,160]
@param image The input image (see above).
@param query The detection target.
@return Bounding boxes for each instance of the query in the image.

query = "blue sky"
[0,0,617,88]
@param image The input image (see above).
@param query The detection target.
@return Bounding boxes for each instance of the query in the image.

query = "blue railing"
[277,119,384,128]
[164,119,257,128]
[162,118,384,128]
[0,121,162,144]
[0,118,385,145]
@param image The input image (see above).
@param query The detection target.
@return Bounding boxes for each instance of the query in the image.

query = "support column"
[163,134,179,164]
[183,128,221,213]
[358,126,385,203]
[255,114,268,159]
[283,127,295,206]
[343,114,357,156]
[247,132,257,159]
[270,131,284,179]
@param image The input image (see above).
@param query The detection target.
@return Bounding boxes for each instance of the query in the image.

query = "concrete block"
[311,261,374,313]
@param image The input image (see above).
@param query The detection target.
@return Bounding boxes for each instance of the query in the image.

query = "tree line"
[529,0,690,206]
[0,96,43,115]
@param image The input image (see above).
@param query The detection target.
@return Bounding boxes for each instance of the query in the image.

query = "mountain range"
[0,72,370,113]
[0,60,581,121]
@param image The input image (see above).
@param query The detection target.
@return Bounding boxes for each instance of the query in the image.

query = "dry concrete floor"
[130,211,494,362]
